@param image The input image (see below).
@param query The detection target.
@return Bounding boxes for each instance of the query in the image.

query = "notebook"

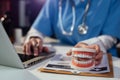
[0,22,55,69]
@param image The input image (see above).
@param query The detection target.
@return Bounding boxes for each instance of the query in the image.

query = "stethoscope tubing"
[59,0,76,35]
[59,0,90,35]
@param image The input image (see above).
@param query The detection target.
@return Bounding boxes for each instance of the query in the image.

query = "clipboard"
[38,54,114,78]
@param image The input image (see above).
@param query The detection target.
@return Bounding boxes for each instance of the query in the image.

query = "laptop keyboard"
[18,52,55,68]
[18,52,55,62]
[14,45,56,68]
[18,54,36,62]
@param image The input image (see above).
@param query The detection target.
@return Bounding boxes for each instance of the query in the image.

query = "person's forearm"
[80,35,117,53]
[98,35,117,50]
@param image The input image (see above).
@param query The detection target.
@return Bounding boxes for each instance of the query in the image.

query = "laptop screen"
[0,22,24,68]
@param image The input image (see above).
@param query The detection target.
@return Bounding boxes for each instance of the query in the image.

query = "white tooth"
[88,55,91,58]
[79,61,83,64]
[77,55,79,57]
[87,60,90,64]
[77,54,80,57]
[87,60,89,63]
[85,54,87,58]
[90,56,92,58]
[82,54,84,58]
[85,61,88,64]
[74,54,77,57]
[86,61,89,64]
[80,54,83,57]
[83,54,85,58]
[86,55,91,58]
[82,54,84,57]
[86,55,88,58]
[89,60,92,63]
[81,54,83,58]
[85,60,89,64]
[86,55,89,58]
[83,61,85,64]
[90,56,93,58]
[87,60,89,64]
[81,61,85,64]
[89,60,91,63]
[82,61,85,64]
[80,54,82,58]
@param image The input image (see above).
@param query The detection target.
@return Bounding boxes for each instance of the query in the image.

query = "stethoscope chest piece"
[59,0,90,36]
[78,23,88,35]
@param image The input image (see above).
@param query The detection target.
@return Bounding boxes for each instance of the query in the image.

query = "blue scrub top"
[32,0,120,56]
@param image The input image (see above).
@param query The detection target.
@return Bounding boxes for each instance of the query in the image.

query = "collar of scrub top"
[59,0,90,36]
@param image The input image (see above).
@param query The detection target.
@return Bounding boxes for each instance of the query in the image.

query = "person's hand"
[67,42,103,65]
[23,37,49,56]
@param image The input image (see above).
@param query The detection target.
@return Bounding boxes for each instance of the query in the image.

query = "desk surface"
[0,38,120,80]
[27,45,120,80]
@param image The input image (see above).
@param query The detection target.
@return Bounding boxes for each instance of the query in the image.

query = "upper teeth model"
[71,48,96,70]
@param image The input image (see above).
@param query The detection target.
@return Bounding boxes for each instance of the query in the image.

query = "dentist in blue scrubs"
[24,0,120,65]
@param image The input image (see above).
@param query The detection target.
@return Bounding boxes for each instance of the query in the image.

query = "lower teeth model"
[71,48,96,70]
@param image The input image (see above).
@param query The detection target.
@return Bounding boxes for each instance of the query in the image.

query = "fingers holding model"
[67,42,103,66]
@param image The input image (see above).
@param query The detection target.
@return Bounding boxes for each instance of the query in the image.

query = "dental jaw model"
[71,48,96,71]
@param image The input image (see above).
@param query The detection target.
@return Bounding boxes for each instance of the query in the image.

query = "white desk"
[27,45,120,80]
[0,38,120,80]
[0,65,40,80]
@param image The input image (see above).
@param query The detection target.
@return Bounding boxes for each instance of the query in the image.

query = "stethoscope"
[59,0,90,36]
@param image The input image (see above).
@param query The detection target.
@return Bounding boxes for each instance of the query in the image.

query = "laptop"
[0,22,55,69]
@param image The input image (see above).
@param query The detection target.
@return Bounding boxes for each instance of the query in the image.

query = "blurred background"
[0,0,46,43]
[0,0,120,57]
